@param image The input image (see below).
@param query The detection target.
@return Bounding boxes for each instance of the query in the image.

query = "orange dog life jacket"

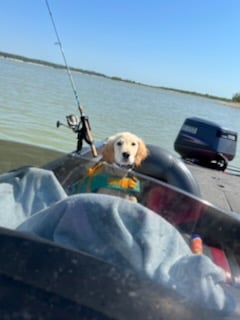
[76,163,140,194]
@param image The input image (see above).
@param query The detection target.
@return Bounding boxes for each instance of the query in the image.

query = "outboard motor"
[174,117,238,171]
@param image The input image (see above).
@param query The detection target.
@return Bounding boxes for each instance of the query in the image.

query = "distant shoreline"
[0,51,235,105]
[218,100,240,109]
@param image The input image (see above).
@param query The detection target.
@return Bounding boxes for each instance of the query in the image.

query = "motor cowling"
[174,117,238,171]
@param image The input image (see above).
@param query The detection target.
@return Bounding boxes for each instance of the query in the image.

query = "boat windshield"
[1,152,240,319]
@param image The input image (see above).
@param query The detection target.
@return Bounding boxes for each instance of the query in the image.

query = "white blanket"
[0,166,66,228]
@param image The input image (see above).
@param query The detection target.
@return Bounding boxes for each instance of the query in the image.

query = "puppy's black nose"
[122,152,130,159]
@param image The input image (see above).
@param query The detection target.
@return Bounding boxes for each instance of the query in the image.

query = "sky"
[0,0,240,99]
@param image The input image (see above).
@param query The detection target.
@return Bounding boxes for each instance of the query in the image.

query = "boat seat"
[136,144,201,197]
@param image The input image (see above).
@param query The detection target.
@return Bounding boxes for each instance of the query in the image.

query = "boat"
[0,110,240,320]
[1,2,240,317]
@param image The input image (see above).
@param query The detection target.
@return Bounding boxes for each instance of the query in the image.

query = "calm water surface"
[1,58,240,166]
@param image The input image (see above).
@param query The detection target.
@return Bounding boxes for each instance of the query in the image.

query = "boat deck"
[186,162,240,214]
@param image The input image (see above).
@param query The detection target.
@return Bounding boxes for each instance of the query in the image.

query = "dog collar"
[115,163,134,170]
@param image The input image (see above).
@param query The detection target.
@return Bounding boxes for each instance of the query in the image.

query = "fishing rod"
[45,0,98,157]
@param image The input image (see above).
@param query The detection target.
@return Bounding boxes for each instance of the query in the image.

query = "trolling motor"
[57,105,98,157]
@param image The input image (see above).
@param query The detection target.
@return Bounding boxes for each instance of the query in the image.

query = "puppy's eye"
[117,141,123,146]
[131,142,137,146]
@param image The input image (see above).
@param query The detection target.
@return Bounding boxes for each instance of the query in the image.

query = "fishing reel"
[56,114,80,133]
[56,106,98,156]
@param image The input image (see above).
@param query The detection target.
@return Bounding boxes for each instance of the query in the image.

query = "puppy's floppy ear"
[101,136,116,163]
[134,138,149,166]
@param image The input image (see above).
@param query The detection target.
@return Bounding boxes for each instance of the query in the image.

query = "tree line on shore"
[0,51,237,103]
[232,93,240,103]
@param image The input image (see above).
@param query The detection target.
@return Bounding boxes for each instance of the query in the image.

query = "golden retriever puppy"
[79,132,148,202]
[102,132,148,168]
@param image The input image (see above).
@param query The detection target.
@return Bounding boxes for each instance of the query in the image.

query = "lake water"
[1,57,240,166]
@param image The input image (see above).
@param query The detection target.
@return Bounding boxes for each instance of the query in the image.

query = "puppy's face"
[102,132,148,167]
[113,134,139,166]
